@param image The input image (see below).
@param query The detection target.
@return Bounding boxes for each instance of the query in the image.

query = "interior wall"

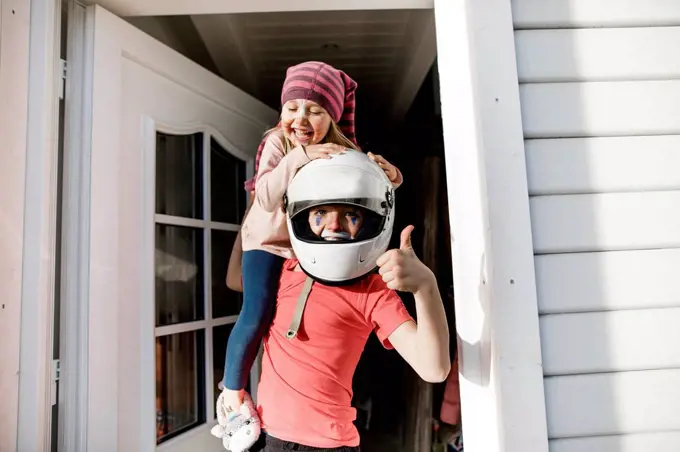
[400,65,456,431]
[403,67,456,422]
[0,0,31,449]
[352,65,456,452]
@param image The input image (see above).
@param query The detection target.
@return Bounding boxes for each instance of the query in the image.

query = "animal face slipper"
[211,390,261,452]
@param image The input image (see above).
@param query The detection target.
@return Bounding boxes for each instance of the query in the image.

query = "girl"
[221,61,403,411]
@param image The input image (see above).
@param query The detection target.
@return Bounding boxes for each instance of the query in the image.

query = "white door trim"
[58,1,92,451]
[434,1,549,451]
[83,0,433,17]
[17,0,63,450]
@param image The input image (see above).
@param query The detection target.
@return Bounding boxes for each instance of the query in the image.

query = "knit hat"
[281,61,358,145]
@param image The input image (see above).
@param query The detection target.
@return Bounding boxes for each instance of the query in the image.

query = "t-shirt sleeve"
[365,277,414,349]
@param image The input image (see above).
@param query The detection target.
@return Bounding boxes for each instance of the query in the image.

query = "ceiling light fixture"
[321,43,340,52]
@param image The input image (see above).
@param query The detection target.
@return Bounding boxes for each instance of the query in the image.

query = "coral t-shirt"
[256,259,414,448]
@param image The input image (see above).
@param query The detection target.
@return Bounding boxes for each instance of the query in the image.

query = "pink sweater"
[241,130,403,258]
[241,131,309,258]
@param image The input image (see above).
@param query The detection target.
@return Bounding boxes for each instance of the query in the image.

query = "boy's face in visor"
[307,204,365,241]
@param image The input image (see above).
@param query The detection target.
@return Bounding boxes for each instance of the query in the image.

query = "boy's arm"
[386,280,450,383]
[376,226,451,383]
[254,135,310,212]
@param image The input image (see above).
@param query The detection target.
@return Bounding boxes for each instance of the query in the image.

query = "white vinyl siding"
[513,1,680,450]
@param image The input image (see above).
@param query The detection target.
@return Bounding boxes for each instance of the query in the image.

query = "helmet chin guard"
[285,150,395,283]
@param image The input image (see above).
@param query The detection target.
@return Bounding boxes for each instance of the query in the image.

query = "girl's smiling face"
[281,99,332,147]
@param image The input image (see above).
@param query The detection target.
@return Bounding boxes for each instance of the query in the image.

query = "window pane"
[212,230,242,318]
[156,132,203,219]
[213,324,250,408]
[156,225,204,326]
[211,137,247,224]
[156,330,206,444]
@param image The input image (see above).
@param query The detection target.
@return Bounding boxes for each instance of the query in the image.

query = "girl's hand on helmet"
[303,143,346,160]
[367,152,399,184]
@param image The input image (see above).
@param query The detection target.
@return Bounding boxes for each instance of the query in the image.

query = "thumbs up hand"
[376,226,436,294]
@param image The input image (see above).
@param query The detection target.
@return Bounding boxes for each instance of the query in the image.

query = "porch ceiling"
[189,9,436,119]
[115,6,437,124]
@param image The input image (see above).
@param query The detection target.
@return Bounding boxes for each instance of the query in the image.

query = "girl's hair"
[263,120,360,155]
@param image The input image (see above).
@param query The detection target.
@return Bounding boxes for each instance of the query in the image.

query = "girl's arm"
[254,135,310,212]
[391,167,404,189]
[367,152,403,189]
[225,191,254,292]
[225,229,244,292]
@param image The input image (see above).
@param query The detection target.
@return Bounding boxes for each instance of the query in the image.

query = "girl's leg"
[223,250,284,390]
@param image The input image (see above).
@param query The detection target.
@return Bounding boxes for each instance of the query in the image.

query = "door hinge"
[51,359,60,406]
[58,59,67,100]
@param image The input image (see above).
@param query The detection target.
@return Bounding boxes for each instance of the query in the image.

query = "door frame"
[433,1,548,451]
[51,1,550,452]
[15,0,63,450]
[57,2,91,451]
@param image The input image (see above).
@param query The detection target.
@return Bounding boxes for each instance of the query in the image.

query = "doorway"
[57,3,467,451]
[125,9,459,452]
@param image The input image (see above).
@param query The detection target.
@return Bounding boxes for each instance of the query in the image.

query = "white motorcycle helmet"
[284,150,395,284]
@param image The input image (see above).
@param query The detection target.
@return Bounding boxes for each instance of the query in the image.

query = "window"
[154,132,247,444]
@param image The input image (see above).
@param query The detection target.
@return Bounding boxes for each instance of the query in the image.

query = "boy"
[227,152,450,451]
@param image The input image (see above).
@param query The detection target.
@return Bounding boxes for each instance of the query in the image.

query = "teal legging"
[223,250,284,390]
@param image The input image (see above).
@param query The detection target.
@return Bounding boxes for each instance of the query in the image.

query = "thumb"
[400,225,415,250]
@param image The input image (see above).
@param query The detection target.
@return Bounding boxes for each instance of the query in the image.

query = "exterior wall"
[0,0,31,449]
[513,1,680,450]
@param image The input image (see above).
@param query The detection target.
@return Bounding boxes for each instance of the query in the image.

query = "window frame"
[143,119,254,449]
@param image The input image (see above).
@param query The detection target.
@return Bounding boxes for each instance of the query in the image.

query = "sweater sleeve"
[254,134,311,212]
[391,167,404,189]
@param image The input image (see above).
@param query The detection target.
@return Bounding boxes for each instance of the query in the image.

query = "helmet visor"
[287,196,390,220]
[290,202,387,244]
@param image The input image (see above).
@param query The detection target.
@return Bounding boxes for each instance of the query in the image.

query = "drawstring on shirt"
[285,276,314,339]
